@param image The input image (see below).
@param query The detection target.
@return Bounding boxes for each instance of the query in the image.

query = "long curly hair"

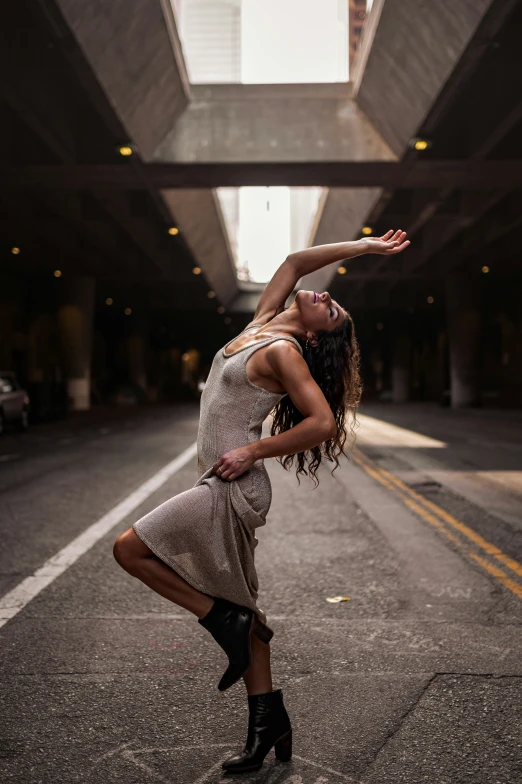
[269,307,362,488]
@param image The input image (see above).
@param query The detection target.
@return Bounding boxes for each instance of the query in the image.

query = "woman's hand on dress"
[212,446,257,481]
[364,229,410,255]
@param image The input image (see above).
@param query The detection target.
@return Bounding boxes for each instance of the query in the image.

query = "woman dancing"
[113,229,410,773]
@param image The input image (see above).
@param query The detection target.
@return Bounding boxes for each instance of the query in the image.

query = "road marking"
[0,441,198,630]
[121,749,172,783]
[469,554,522,599]
[358,449,522,579]
[352,448,522,600]
[120,743,355,782]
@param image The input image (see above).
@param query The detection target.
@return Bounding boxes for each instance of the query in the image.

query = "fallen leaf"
[326,596,351,603]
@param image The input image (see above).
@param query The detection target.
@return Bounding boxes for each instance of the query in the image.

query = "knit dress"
[132,324,303,626]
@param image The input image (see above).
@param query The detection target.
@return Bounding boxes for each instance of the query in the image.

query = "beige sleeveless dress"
[132,324,303,625]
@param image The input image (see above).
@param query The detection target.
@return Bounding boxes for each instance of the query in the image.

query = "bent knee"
[113,527,144,571]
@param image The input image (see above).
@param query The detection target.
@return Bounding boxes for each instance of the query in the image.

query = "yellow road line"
[353,448,522,579]
[469,554,522,599]
[351,449,522,600]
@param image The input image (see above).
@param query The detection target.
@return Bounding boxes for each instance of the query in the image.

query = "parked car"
[0,372,30,434]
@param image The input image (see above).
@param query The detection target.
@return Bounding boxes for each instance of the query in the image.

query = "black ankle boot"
[198,598,274,691]
[221,688,292,772]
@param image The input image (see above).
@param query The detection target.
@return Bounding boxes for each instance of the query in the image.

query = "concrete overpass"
[1,0,521,410]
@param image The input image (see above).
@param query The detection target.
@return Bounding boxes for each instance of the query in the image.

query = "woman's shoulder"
[264,336,303,359]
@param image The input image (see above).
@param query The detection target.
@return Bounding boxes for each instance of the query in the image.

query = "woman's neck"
[258,305,305,342]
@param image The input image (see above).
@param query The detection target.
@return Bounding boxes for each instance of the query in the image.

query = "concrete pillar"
[391,328,411,403]
[28,313,55,383]
[57,277,95,411]
[437,330,448,404]
[445,271,482,408]
[127,335,147,390]
[498,310,522,405]
[126,316,148,395]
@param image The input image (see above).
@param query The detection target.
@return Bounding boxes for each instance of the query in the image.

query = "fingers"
[382,231,409,253]
[387,240,411,254]
[213,460,224,477]
[379,229,408,245]
[213,460,235,481]
[379,240,400,252]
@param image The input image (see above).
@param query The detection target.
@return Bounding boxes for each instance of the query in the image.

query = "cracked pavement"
[0,403,521,783]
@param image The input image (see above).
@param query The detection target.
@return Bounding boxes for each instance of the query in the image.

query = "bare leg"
[243,635,273,696]
[114,528,275,693]
[113,527,214,619]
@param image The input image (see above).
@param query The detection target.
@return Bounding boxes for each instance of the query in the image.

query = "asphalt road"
[1,402,521,783]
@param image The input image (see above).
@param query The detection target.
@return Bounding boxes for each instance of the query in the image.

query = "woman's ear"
[306,331,319,347]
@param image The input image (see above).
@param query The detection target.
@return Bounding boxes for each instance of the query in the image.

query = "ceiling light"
[124,307,132,315]
[192,267,201,275]
[482,265,490,274]
[217,306,225,313]
[410,137,431,151]
[168,227,179,236]
[337,266,347,274]
[207,291,216,298]
[362,226,373,236]
[11,247,20,255]
[106,297,113,305]
[53,269,62,278]
[427,296,434,304]
[118,145,133,157]
[376,322,384,331]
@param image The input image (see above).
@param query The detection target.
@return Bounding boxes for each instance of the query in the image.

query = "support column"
[57,277,95,411]
[445,271,482,408]
[391,324,411,403]
[126,316,148,395]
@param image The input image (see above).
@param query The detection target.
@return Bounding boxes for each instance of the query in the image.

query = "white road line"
[0,441,198,630]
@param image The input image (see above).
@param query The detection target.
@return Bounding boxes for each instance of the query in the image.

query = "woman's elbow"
[318,417,337,441]
[326,423,337,440]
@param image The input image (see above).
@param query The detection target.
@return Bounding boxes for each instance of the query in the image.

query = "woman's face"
[296,290,345,333]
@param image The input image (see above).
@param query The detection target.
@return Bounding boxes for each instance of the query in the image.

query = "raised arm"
[251,230,409,323]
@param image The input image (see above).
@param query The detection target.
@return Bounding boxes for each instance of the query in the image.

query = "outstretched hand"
[365,229,410,255]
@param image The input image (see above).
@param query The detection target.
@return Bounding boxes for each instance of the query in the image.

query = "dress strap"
[244,333,303,358]
[223,331,303,359]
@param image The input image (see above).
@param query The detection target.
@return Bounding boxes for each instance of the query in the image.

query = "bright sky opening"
[174,1,370,282]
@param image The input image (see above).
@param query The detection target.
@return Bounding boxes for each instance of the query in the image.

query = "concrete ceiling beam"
[316,0,518,301]
[6,161,522,190]
[54,0,190,160]
[154,83,394,166]
[352,0,498,157]
[160,190,238,308]
[51,0,239,301]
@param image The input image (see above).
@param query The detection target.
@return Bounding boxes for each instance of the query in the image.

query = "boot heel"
[251,614,274,644]
[274,729,292,761]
